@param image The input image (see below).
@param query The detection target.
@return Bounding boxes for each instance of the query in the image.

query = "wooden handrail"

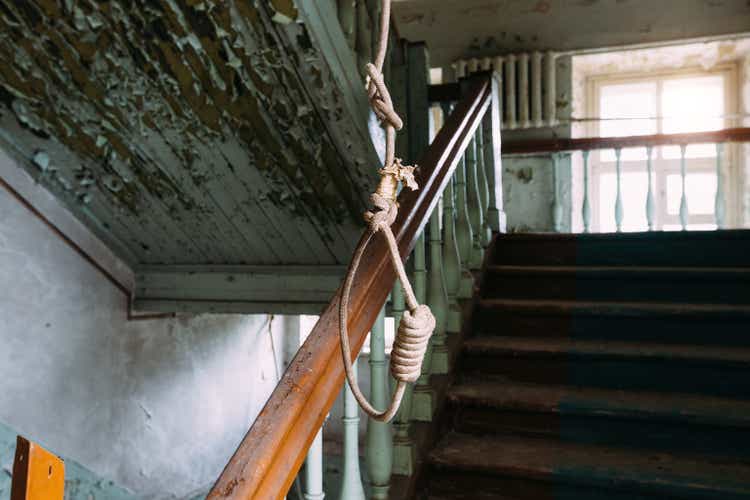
[207,75,492,500]
[502,127,750,156]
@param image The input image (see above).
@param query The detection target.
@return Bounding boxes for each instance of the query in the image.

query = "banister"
[502,127,750,156]
[207,74,492,500]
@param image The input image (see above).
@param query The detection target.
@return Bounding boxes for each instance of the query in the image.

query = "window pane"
[599,82,657,162]
[666,172,717,216]
[598,171,649,232]
[662,76,724,159]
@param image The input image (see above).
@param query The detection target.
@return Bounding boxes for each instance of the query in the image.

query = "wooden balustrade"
[504,128,750,234]
[207,74,492,500]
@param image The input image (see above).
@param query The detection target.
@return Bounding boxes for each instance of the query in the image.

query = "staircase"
[420,230,750,499]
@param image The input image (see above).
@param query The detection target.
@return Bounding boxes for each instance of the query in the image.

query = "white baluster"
[468,57,479,74]
[646,146,655,231]
[518,53,530,129]
[679,144,688,231]
[481,57,492,71]
[715,143,726,229]
[553,153,563,232]
[582,150,591,233]
[304,429,325,500]
[339,370,365,500]
[531,52,543,128]
[366,306,392,499]
[614,148,623,233]
[505,54,517,129]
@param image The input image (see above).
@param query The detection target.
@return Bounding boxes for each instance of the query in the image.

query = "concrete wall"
[0,149,304,499]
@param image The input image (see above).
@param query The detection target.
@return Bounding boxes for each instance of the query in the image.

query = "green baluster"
[465,133,485,269]
[454,155,474,299]
[411,232,435,421]
[339,368,365,500]
[390,284,415,476]
[443,173,462,333]
[427,200,449,374]
[304,428,325,500]
[366,306,392,499]
[476,119,492,248]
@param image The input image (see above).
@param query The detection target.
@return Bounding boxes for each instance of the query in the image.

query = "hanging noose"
[338,0,436,423]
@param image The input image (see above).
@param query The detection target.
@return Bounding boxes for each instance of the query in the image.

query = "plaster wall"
[0,149,304,499]
[501,56,574,232]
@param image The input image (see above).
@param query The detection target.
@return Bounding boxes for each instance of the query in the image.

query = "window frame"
[585,64,740,232]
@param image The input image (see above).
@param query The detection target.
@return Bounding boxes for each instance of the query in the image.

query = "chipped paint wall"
[0,0,376,268]
[0,152,305,499]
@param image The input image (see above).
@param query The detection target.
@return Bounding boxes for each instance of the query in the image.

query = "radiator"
[453,52,558,130]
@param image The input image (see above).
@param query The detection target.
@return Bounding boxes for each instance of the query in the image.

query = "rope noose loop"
[338,0,436,423]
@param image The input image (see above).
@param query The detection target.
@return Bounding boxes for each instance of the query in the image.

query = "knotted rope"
[339,0,436,423]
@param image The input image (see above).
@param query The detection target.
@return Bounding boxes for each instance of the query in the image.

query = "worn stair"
[418,231,750,499]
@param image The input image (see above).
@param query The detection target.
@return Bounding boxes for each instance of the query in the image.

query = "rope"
[338,0,436,423]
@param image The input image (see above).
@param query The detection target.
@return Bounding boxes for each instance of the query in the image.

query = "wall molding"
[134,265,347,315]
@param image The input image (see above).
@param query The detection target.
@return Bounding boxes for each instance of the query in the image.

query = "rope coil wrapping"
[338,0,436,423]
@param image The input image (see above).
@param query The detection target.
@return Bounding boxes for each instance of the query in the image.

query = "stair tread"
[487,264,750,277]
[494,230,750,243]
[429,433,750,495]
[463,336,750,363]
[447,380,750,427]
[479,298,750,317]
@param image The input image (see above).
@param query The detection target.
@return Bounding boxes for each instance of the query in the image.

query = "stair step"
[482,266,750,304]
[474,299,750,346]
[446,380,750,458]
[460,336,750,397]
[427,433,750,499]
[491,230,750,267]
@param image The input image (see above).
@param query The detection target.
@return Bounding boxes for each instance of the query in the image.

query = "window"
[588,66,737,232]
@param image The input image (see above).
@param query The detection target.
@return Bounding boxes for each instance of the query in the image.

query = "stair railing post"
[646,146,655,231]
[614,148,623,232]
[715,143,726,229]
[465,133,485,269]
[455,154,475,298]
[440,102,463,333]
[411,232,435,421]
[391,284,415,476]
[339,367,366,500]
[477,115,493,248]
[304,429,325,500]
[679,144,689,230]
[366,306,392,499]
[553,153,564,232]
[428,200,449,374]
[486,71,507,233]
[582,150,591,233]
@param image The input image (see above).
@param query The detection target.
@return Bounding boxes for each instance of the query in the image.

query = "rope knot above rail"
[366,63,403,131]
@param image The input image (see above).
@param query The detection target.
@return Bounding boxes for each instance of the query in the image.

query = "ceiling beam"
[133,265,346,315]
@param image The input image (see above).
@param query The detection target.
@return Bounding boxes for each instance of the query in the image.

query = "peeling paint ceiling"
[392,0,750,68]
[0,0,379,266]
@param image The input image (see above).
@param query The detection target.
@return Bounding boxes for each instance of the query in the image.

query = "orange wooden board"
[11,436,65,500]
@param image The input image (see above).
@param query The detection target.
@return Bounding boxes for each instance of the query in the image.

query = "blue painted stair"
[420,231,750,499]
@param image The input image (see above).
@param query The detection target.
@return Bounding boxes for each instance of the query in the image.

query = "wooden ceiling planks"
[0,0,379,266]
